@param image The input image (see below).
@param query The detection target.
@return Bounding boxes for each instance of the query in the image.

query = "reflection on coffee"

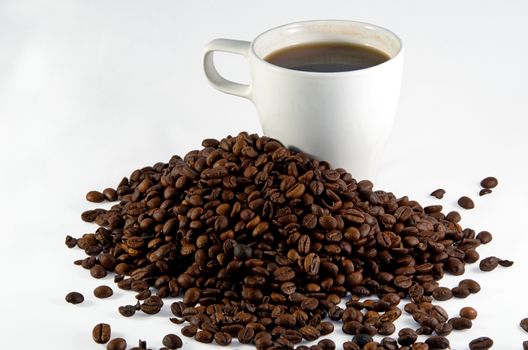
[264,42,390,72]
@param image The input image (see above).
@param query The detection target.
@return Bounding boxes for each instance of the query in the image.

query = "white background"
[1,0,528,349]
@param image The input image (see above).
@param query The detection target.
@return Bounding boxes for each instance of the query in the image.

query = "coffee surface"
[264,42,390,72]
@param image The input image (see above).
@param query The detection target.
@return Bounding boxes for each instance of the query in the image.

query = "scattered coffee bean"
[459,279,481,293]
[86,190,105,203]
[521,318,528,332]
[479,256,499,271]
[92,323,111,344]
[459,306,477,320]
[103,188,118,201]
[458,196,475,209]
[451,286,471,298]
[398,328,417,346]
[94,285,113,299]
[476,231,493,244]
[352,334,373,347]
[498,258,514,267]
[432,287,453,301]
[430,189,445,199]
[162,334,183,349]
[479,188,492,196]
[118,305,136,317]
[65,291,84,304]
[480,176,498,189]
[449,317,472,330]
[106,338,126,350]
[469,337,493,350]
[425,335,450,349]
[195,330,213,343]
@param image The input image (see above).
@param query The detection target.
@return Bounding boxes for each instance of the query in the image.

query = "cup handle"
[203,39,252,100]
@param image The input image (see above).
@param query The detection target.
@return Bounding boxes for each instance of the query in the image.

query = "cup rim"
[251,19,403,76]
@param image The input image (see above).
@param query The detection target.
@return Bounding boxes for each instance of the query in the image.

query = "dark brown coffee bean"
[181,324,198,337]
[524,341,528,350]
[106,338,126,350]
[65,235,77,248]
[140,295,163,314]
[162,334,183,349]
[183,287,201,306]
[430,189,445,199]
[498,258,514,267]
[425,336,450,349]
[460,306,477,320]
[317,322,334,336]
[238,327,255,344]
[432,287,452,301]
[446,257,465,275]
[434,322,452,336]
[378,322,395,335]
[459,279,481,293]
[87,190,105,202]
[397,328,417,346]
[449,317,472,330]
[299,326,320,341]
[234,244,252,260]
[480,176,498,189]
[451,286,471,298]
[343,341,360,350]
[479,256,499,271]
[90,264,107,279]
[195,330,213,343]
[214,332,232,346]
[469,337,493,350]
[521,318,528,332]
[318,339,335,350]
[94,285,113,299]
[457,196,474,209]
[65,291,84,304]
[118,305,136,317]
[479,188,492,196]
[92,323,111,344]
[304,253,320,276]
[103,188,118,201]
[352,334,373,347]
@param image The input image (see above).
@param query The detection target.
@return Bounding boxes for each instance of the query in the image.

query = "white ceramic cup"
[203,20,403,180]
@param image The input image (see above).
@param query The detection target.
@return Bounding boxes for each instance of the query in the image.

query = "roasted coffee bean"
[480,176,498,189]
[469,337,493,350]
[162,334,183,349]
[479,188,492,196]
[498,258,514,267]
[181,324,198,337]
[479,256,499,271]
[460,306,477,320]
[524,341,528,350]
[94,285,113,299]
[451,286,471,298]
[300,325,320,341]
[87,190,105,203]
[65,291,84,304]
[425,336,450,349]
[318,339,336,350]
[106,338,126,350]
[103,188,118,201]
[118,305,136,317]
[92,323,111,344]
[90,264,107,279]
[234,244,252,260]
[434,322,452,336]
[459,279,481,293]
[65,235,77,248]
[343,341,360,350]
[457,196,475,209]
[352,334,373,347]
[398,328,417,346]
[195,330,213,343]
[430,189,445,199]
[214,332,232,346]
[449,317,472,330]
[140,296,163,314]
[183,287,201,306]
[432,287,452,301]
[521,318,528,332]
[238,327,255,344]
[477,231,493,244]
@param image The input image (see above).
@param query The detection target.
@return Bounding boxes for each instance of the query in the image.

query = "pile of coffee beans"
[66,132,513,349]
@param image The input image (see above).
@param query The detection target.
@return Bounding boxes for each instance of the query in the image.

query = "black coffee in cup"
[264,42,390,72]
